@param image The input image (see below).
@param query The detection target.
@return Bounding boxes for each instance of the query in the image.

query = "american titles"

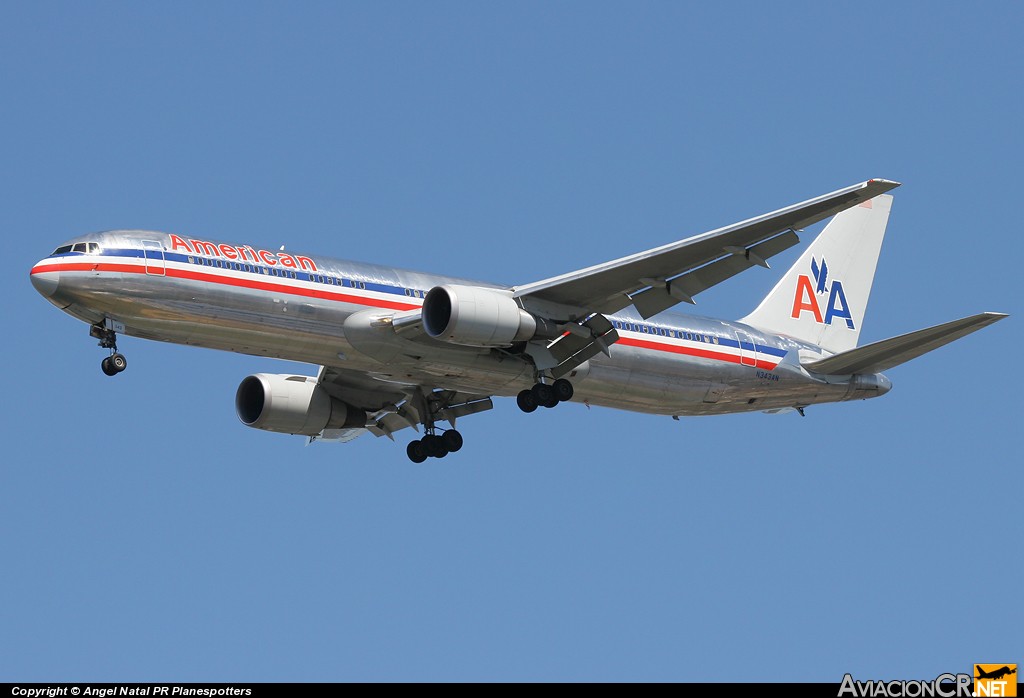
[169,234,317,272]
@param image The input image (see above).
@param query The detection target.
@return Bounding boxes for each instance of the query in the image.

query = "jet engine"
[422,284,538,347]
[235,373,365,436]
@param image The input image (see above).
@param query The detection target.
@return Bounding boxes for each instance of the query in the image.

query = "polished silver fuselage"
[31,231,888,417]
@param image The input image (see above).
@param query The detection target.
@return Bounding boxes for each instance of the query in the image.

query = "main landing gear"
[401,388,479,463]
[516,378,574,413]
[91,323,127,377]
[406,428,464,464]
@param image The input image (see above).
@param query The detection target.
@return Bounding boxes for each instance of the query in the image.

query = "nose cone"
[30,262,60,298]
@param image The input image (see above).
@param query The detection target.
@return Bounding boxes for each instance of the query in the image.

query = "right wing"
[514,179,901,319]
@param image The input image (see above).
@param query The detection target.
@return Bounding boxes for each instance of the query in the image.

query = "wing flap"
[539,314,620,378]
[312,427,369,443]
[802,312,1008,375]
[436,396,493,423]
[631,230,800,319]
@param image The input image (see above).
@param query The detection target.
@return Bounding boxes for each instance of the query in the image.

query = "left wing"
[514,179,900,319]
[313,365,493,443]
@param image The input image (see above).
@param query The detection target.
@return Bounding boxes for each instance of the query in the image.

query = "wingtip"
[867,178,902,188]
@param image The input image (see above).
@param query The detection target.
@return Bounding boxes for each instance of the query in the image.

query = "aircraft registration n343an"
[30,179,1007,461]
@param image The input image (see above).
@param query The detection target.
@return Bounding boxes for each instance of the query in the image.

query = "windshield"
[52,242,100,255]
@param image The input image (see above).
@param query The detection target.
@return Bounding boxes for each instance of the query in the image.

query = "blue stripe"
[66,247,428,298]
[59,247,789,358]
[717,336,788,358]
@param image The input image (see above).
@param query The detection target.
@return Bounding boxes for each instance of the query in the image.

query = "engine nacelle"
[422,284,537,347]
[235,373,365,436]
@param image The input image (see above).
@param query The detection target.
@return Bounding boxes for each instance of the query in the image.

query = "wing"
[312,365,493,443]
[514,179,901,319]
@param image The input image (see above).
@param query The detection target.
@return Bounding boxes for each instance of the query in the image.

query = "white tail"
[739,194,893,353]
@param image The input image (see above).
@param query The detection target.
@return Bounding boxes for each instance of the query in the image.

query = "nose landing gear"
[91,323,127,376]
[101,353,128,376]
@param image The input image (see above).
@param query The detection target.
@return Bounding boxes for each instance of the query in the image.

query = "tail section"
[740,194,893,353]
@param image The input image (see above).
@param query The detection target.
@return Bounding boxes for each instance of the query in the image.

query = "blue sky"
[2,2,1020,682]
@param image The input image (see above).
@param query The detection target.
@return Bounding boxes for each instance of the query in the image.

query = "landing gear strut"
[404,389,466,463]
[91,323,127,377]
[517,378,574,413]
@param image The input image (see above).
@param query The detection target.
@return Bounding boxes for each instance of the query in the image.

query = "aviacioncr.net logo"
[791,256,855,329]
[838,673,973,697]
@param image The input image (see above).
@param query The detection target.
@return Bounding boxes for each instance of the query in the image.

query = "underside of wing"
[514,179,900,319]
[313,365,493,443]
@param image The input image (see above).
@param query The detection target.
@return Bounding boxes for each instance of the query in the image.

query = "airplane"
[976,666,1017,681]
[29,179,1007,462]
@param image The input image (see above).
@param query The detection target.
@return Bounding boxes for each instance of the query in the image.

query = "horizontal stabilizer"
[802,312,1008,375]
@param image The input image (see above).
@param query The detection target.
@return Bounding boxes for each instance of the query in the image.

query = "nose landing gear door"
[143,240,166,276]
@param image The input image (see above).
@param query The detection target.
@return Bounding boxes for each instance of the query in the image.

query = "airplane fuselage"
[30,230,890,418]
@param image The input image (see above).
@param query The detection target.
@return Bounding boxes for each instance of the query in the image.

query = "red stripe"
[619,336,780,370]
[35,260,421,312]
[31,263,71,274]
[34,261,781,369]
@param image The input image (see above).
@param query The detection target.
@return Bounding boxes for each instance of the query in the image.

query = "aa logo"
[975,664,1017,697]
[790,256,855,329]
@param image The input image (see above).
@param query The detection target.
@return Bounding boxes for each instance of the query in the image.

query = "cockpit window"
[52,242,99,255]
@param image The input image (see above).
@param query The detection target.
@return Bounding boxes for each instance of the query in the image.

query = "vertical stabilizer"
[739,194,892,353]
